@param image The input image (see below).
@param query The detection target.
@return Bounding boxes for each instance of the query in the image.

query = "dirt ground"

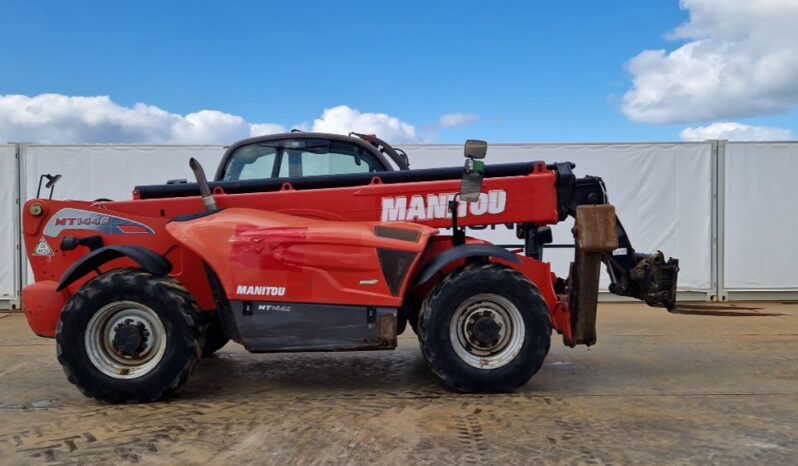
[0,302,796,465]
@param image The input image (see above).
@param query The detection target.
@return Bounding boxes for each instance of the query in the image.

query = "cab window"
[228,145,278,181]
[222,139,382,181]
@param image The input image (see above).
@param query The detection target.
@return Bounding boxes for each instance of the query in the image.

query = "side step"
[228,301,397,352]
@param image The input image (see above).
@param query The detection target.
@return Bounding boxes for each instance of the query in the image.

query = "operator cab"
[215,132,409,182]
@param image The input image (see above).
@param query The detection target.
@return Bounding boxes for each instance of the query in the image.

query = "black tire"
[408,312,419,336]
[56,269,203,403]
[202,312,230,357]
[418,263,551,393]
[400,295,421,336]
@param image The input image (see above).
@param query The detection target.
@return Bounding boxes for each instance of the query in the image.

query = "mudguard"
[413,243,521,286]
[57,245,172,291]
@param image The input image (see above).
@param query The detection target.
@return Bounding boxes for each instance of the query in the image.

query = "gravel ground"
[0,302,796,465]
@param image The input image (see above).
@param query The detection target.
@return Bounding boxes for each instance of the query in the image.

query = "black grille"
[374,226,421,243]
[377,249,418,296]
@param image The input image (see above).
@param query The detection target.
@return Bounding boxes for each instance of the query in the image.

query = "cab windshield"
[222,139,383,181]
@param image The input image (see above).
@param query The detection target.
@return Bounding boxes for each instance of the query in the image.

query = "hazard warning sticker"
[33,237,55,257]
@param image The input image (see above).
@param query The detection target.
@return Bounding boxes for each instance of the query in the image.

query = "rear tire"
[56,269,203,403]
[418,263,551,393]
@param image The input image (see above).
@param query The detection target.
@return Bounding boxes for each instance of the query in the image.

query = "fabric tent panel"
[724,143,798,290]
[0,145,18,298]
[401,144,713,291]
[22,145,225,201]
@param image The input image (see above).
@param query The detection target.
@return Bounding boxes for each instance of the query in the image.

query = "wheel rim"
[84,301,167,379]
[449,293,525,369]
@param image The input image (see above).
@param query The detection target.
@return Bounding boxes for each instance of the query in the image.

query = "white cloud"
[249,123,288,138]
[0,94,286,144]
[437,113,479,129]
[622,0,798,124]
[306,105,418,143]
[0,94,470,145]
[680,122,794,141]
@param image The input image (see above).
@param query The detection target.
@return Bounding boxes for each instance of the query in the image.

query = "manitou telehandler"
[21,133,678,403]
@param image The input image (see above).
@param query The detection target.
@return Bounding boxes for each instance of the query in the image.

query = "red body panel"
[166,208,436,307]
[21,280,68,337]
[122,170,559,226]
[22,200,218,314]
[21,165,570,338]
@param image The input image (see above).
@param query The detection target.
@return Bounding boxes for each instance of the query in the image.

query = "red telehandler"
[21,133,678,403]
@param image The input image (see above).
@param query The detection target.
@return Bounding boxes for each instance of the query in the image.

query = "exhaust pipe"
[189,158,218,211]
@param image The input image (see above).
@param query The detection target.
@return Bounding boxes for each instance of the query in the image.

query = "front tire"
[56,269,203,403]
[418,263,551,393]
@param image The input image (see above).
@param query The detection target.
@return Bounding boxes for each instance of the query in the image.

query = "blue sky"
[1,0,796,144]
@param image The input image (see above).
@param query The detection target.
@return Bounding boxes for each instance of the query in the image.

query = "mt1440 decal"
[44,208,154,237]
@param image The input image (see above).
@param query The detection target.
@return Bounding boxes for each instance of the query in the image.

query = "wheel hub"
[85,301,167,379]
[111,319,150,358]
[450,294,526,370]
[469,314,501,348]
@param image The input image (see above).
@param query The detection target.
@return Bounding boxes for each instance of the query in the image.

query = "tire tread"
[56,269,203,403]
[418,263,552,393]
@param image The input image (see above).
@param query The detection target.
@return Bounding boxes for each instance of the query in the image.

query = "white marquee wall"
[2,140,795,307]
[723,142,798,291]
[20,145,225,201]
[402,143,713,291]
[0,145,18,302]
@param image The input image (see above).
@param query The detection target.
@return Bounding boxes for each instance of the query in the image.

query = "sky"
[1,0,797,144]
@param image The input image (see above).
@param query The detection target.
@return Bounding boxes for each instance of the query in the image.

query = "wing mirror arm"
[451,139,488,246]
[37,174,62,199]
[449,195,466,246]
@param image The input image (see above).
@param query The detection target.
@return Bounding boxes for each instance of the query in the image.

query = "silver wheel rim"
[449,293,525,369]
[84,301,167,379]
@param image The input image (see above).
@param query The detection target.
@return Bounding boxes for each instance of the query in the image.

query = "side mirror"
[460,139,487,202]
[45,174,62,189]
[464,139,487,160]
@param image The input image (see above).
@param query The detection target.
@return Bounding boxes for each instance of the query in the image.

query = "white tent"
[4,139,798,308]
[723,142,798,299]
[402,143,713,294]
[0,145,18,306]
[13,142,713,299]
